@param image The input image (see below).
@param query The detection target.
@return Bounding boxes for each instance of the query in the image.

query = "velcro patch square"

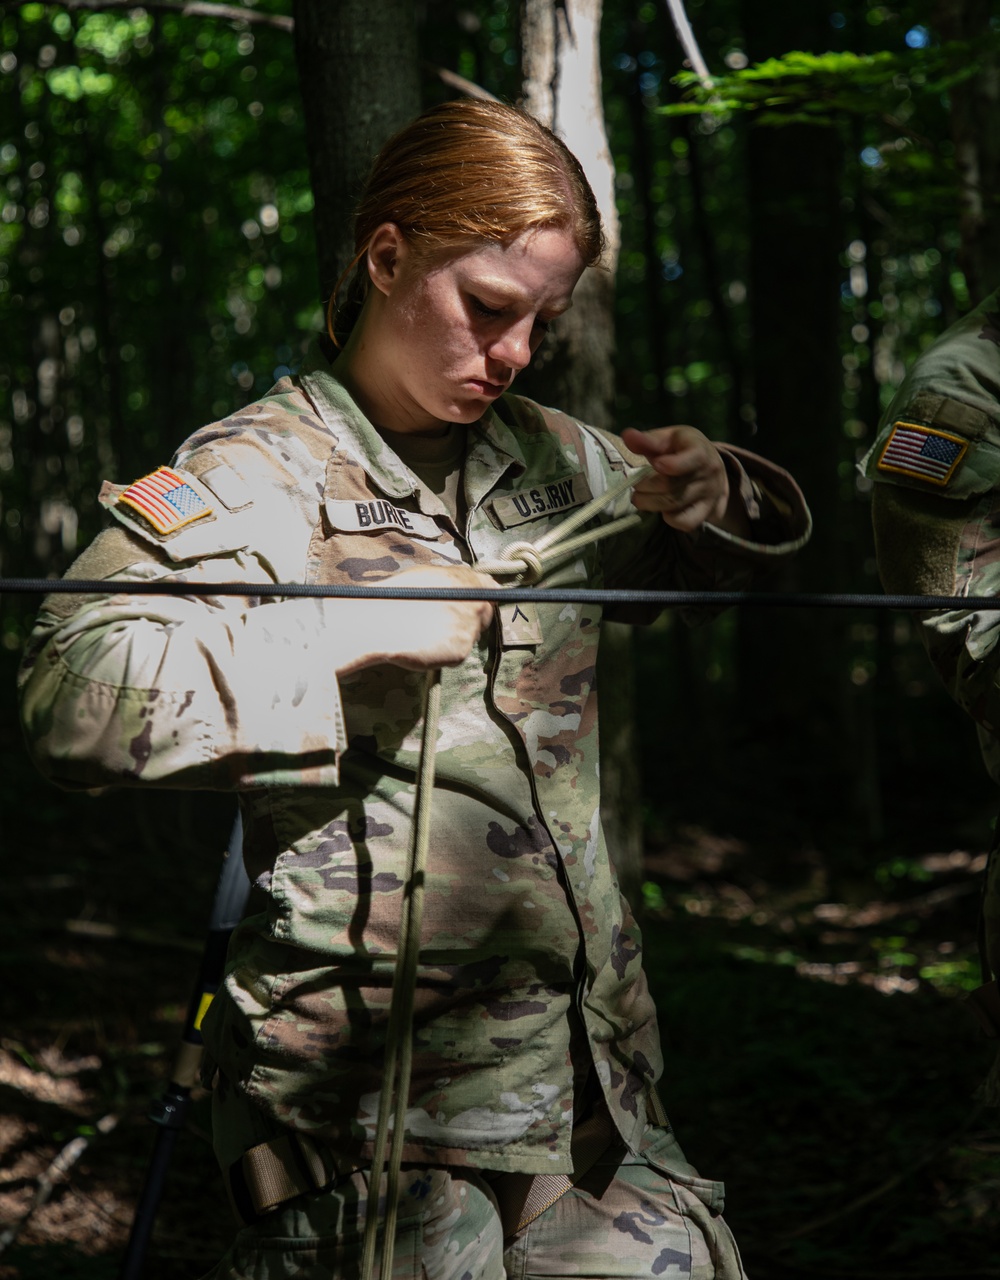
[499,600,543,647]
[877,421,968,486]
[118,465,213,535]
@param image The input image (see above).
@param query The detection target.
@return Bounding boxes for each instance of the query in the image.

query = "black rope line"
[2,578,1000,611]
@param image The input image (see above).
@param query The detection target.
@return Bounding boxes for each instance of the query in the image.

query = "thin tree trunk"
[935,0,1000,305]
[292,0,421,300]
[519,0,645,905]
[738,0,852,840]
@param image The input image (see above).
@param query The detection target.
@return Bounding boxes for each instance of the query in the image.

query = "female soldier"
[19,100,809,1279]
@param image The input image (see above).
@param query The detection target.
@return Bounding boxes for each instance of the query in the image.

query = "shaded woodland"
[1,0,1000,1275]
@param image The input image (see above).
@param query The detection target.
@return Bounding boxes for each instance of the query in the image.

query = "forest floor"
[1,699,999,1279]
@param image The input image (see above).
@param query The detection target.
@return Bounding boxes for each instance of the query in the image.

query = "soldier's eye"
[470,296,503,320]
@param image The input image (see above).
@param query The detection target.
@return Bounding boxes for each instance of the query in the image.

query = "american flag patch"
[876,421,968,486]
[118,466,212,535]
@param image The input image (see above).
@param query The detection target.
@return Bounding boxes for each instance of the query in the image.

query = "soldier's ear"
[367,223,410,297]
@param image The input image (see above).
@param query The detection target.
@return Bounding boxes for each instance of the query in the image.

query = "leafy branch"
[10,0,294,31]
[661,43,995,129]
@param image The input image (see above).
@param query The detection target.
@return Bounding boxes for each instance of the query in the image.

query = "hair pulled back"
[329,99,604,347]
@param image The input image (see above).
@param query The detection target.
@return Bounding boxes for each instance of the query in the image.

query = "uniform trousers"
[204,1086,747,1280]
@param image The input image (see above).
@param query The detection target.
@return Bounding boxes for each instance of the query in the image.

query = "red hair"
[329,99,604,346]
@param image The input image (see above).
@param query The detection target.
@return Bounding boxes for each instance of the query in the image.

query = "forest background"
[1,0,1000,1276]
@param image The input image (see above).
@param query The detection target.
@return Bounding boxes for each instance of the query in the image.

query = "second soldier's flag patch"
[876,421,967,486]
[118,465,212,535]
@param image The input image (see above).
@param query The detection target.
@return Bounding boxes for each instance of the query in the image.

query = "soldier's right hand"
[330,565,495,675]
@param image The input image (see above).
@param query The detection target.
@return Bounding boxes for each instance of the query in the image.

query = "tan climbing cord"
[361,668,442,1280]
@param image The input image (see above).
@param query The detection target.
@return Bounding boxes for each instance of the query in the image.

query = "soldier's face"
[366,223,585,435]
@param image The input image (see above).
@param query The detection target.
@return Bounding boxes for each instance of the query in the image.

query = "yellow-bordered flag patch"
[876,421,968,486]
[119,465,212,535]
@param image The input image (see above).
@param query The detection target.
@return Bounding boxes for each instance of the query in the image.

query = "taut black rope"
[1,578,1000,611]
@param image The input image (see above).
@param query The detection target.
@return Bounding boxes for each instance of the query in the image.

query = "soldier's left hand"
[621,426,729,532]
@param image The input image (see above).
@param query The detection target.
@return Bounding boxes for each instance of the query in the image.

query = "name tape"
[324,499,443,540]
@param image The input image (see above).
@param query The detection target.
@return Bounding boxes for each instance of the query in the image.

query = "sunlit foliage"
[0,1,312,626]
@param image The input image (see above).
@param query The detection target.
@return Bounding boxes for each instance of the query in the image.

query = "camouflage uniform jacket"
[859,288,1000,985]
[20,366,810,1175]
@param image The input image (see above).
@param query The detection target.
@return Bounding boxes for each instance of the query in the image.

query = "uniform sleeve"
[865,481,998,1008]
[870,461,1000,777]
[861,295,1000,785]
[861,303,1000,1005]
[18,520,346,794]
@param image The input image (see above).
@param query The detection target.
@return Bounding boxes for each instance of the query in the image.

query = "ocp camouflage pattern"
[202,1120,744,1280]
[20,361,809,1175]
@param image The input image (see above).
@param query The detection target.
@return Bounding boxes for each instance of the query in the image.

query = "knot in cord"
[474,464,654,587]
[499,541,544,584]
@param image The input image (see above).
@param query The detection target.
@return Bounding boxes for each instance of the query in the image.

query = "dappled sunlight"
[0,1044,99,1109]
[643,826,986,999]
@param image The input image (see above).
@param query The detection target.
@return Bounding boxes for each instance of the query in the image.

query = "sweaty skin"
[337,223,586,435]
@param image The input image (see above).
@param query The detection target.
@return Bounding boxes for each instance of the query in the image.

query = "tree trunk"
[519,0,619,426]
[292,0,421,299]
[519,0,645,905]
[935,0,1000,305]
[738,0,856,841]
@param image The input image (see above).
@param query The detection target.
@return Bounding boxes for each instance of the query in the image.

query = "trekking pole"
[118,816,251,1280]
